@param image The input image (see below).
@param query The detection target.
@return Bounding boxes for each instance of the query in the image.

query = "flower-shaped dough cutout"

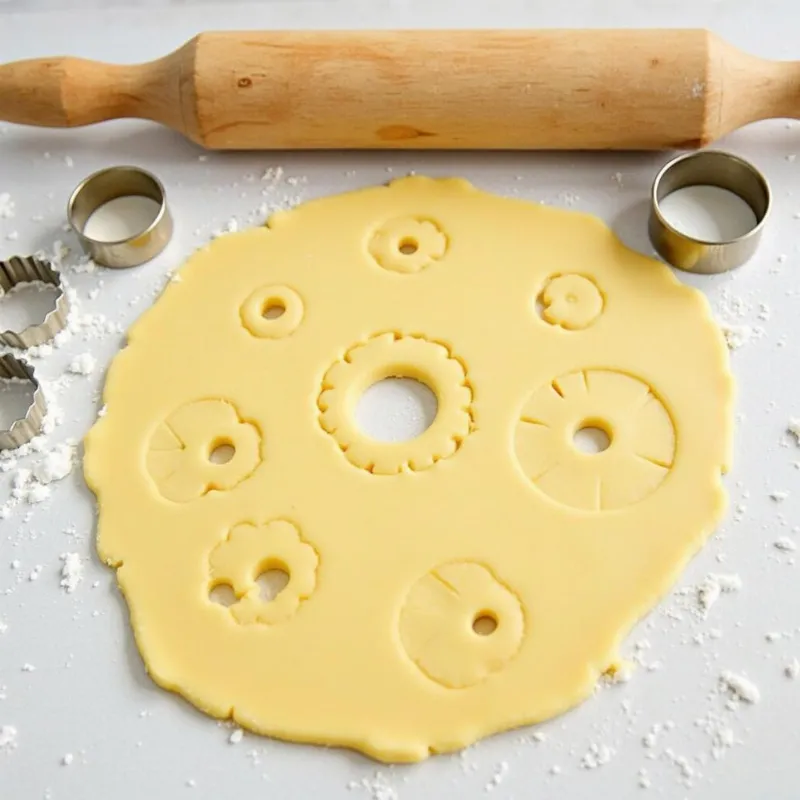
[368,217,448,274]
[146,399,262,502]
[209,519,318,625]
[540,274,604,330]
[318,333,473,474]
[399,562,525,689]
[514,370,676,511]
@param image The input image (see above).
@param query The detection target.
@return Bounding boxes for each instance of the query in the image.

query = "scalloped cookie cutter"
[0,255,70,348]
[0,354,46,450]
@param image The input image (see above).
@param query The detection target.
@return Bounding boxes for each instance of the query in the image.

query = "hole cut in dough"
[262,301,286,319]
[472,613,498,636]
[209,442,236,464]
[573,425,611,454]
[256,567,290,602]
[355,377,438,443]
[209,583,236,607]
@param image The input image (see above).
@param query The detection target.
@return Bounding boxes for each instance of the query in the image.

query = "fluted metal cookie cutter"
[0,354,46,450]
[0,255,70,348]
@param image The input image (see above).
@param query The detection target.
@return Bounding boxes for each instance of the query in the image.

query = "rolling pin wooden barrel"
[0,29,798,150]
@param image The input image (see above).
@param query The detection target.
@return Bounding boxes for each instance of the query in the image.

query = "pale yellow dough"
[84,176,733,763]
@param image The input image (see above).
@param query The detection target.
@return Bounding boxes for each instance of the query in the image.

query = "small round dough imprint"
[540,274,604,330]
[514,369,676,511]
[209,519,318,625]
[241,284,304,338]
[368,217,448,273]
[399,562,525,689]
[318,332,473,474]
[146,399,262,502]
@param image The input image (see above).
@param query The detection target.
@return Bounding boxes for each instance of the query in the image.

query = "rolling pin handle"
[0,53,186,132]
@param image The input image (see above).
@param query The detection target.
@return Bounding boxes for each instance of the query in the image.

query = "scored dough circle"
[84,176,732,763]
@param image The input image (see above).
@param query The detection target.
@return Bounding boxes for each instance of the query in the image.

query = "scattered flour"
[67,353,97,376]
[2,442,75,516]
[719,671,760,704]
[788,419,800,445]
[0,193,15,219]
[262,166,284,184]
[228,728,244,745]
[638,768,651,789]
[61,753,73,766]
[774,537,797,552]
[59,553,83,593]
[663,748,695,785]
[485,761,509,790]
[24,482,50,504]
[0,725,17,754]
[347,772,398,800]
[602,660,634,685]
[32,444,74,485]
[581,742,614,769]
[212,218,239,238]
[785,658,800,679]
[695,711,738,760]
[770,490,789,502]
[642,721,674,751]
[697,573,742,615]
[719,323,763,350]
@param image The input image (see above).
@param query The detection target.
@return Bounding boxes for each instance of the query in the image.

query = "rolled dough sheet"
[84,176,733,762]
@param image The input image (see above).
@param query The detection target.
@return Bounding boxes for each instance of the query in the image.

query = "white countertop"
[1,2,800,798]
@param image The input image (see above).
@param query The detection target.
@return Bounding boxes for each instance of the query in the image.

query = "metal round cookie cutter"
[648,150,771,274]
[67,166,173,268]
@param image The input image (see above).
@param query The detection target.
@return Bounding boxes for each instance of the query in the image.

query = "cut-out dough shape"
[241,284,304,339]
[146,399,262,502]
[84,176,732,763]
[540,273,604,330]
[318,332,473,474]
[209,519,318,625]
[368,216,448,273]
[515,370,676,510]
[399,561,525,688]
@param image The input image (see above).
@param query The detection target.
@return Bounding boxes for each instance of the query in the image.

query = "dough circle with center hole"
[84,176,732,763]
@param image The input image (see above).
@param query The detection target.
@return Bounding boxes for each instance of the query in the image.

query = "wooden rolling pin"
[0,29,798,150]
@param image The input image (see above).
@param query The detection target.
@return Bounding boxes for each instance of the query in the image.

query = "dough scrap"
[84,176,732,763]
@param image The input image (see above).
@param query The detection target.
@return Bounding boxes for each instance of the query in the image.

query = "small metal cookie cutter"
[67,166,173,268]
[0,255,70,348]
[0,354,46,450]
[648,150,771,274]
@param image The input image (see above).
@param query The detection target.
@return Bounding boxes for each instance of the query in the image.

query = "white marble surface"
[1,2,800,799]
